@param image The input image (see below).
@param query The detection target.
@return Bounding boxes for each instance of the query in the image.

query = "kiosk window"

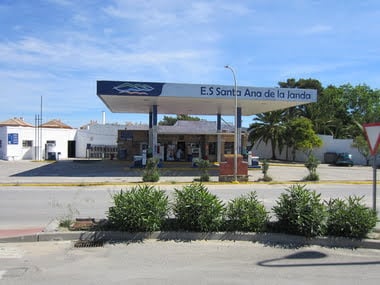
[208,142,216,155]
[224,142,234,154]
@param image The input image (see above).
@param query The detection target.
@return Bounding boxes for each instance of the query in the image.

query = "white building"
[75,122,120,159]
[0,118,123,161]
[0,117,375,165]
[0,118,76,160]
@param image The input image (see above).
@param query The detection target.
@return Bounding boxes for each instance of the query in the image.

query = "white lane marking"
[0,270,6,280]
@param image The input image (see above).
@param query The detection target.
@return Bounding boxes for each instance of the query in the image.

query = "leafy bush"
[59,218,73,229]
[304,154,320,181]
[272,184,326,237]
[194,158,211,182]
[172,183,225,231]
[261,160,272,182]
[326,196,378,238]
[107,184,169,232]
[142,157,160,182]
[225,191,269,232]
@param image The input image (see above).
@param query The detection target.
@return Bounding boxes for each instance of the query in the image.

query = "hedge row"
[106,183,378,239]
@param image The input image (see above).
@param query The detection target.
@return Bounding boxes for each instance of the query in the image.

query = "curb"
[0,179,376,187]
[1,231,380,250]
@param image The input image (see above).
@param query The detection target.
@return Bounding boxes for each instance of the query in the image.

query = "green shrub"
[107,184,169,232]
[59,218,73,229]
[326,196,378,238]
[304,154,320,181]
[173,183,225,231]
[261,160,272,181]
[304,173,320,181]
[142,157,160,182]
[225,191,269,232]
[272,184,326,237]
[194,158,211,182]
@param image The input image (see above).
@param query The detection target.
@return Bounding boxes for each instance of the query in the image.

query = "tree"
[351,133,380,166]
[248,110,287,160]
[313,85,352,138]
[278,78,323,122]
[341,84,380,138]
[159,116,177,126]
[159,114,200,126]
[286,117,323,160]
[278,79,380,140]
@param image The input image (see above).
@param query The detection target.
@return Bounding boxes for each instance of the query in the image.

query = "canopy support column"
[237,107,242,155]
[217,113,222,163]
[151,105,158,158]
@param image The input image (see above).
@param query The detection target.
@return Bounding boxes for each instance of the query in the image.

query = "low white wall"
[250,134,367,165]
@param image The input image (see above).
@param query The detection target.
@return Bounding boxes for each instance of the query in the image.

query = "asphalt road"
[0,159,378,184]
[1,240,379,284]
[0,160,379,229]
[0,160,379,284]
[0,183,378,230]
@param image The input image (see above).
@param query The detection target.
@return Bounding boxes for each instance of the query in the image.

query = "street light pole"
[224,65,238,182]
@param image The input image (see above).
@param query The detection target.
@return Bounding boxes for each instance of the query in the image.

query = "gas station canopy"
[97,80,318,116]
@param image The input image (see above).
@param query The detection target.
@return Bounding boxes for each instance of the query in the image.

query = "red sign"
[363,123,380,155]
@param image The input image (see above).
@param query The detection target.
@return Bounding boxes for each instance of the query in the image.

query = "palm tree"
[248,110,287,160]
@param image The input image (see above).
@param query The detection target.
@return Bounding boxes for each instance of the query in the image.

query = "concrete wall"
[75,124,119,158]
[0,126,76,160]
[250,134,368,165]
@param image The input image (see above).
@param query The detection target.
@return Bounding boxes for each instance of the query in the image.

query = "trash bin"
[133,155,143,168]
[47,152,56,160]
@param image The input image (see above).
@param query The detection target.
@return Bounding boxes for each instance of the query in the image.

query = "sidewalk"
[0,228,45,239]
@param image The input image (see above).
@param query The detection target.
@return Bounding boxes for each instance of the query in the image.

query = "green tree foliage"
[159,114,201,125]
[342,84,380,124]
[287,117,323,158]
[278,78,323,120]
[249,112,322,161]
[277,79,380,140]
[159,116,178,126]
[352,134,372,165]
[314,85,352,138]
[248,110,286,159]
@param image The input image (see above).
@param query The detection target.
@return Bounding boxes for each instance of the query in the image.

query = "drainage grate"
[74,240,104,248]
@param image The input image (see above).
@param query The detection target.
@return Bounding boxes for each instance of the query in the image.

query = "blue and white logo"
[113,82,154,95]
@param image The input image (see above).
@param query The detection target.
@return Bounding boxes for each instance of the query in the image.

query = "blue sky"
[1,0,379,128]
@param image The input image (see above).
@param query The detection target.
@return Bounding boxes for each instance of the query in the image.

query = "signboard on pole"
[363,123,380,155]
[363,122,380,212]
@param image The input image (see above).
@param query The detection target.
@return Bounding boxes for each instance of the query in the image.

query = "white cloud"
[278,61,355,79]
